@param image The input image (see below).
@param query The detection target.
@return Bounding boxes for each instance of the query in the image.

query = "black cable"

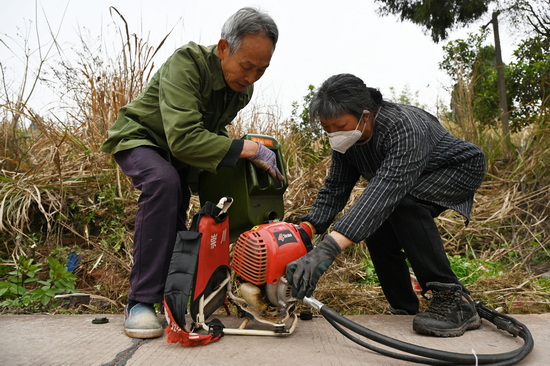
[308,299,534,366]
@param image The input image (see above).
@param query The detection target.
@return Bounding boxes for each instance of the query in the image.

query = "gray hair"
[221,7,278,55]
[310,74,384,122]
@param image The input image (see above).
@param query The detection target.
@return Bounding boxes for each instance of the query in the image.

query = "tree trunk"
[492,11,513,154]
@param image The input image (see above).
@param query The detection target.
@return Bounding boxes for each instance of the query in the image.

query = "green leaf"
[40,295,51,306]
[21,296,31,306]
[44,288,57,297]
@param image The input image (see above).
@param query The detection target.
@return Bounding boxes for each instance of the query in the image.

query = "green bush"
[0,256,77,311]
[448,254,504,285]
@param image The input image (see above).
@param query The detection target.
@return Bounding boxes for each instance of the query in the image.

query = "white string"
[471,348,479,366]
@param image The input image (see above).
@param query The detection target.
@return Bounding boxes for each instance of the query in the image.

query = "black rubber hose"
[318,303,534,365]
[324,313,456,365]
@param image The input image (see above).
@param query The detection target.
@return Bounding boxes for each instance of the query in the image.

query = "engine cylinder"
[232,221,309,285]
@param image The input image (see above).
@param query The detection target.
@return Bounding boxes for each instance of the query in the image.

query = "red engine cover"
[232,221,309,285]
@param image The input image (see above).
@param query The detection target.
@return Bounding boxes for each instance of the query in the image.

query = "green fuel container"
[198,134,288,241]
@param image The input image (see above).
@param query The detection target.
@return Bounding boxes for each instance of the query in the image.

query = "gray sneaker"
[124,303,164,339]
[412,282,481,337]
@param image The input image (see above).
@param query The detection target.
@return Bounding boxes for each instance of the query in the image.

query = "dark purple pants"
[366,195,460,315]
[114,147,191,304]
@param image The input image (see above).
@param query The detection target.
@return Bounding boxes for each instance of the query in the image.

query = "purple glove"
[248,142,284,181]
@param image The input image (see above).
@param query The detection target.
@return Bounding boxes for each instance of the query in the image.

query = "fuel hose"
[303,297,534,365]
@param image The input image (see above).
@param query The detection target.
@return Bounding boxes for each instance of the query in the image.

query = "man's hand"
[247,142,284,180]
[285,234,342,299]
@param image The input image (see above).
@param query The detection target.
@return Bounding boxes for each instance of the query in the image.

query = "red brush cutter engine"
[229,221,311,326]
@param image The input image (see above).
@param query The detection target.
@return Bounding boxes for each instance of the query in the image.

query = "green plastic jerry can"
[198,134,288,241]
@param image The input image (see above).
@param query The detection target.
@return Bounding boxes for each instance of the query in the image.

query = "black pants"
[366,195,460,315]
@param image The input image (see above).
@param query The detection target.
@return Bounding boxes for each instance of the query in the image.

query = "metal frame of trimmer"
[191,269,299,337]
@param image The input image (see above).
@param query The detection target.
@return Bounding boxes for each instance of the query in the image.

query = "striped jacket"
[302,102,486,243]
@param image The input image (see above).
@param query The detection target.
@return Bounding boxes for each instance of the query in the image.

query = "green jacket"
[101,42,253,177]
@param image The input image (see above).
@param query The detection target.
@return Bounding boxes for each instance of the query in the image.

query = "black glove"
[285,234,342,299]
[247,142,284,181]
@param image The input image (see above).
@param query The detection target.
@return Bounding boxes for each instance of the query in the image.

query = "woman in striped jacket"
[286,73,486,338]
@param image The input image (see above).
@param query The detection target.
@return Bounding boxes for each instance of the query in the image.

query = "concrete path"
[0,313,547,365]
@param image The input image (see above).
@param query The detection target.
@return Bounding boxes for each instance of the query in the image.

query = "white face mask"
[327,112,366,154]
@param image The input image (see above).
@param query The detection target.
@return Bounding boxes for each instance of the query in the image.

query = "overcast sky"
[1,0,515,119]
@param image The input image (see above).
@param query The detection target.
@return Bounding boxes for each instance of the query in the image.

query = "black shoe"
[412,282,481,337]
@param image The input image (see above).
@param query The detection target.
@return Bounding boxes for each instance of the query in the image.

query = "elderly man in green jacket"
[100,7,281,339]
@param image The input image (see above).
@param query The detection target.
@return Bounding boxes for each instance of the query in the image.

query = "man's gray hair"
[221,7,278,55]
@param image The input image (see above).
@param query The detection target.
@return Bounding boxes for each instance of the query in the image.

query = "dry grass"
[0,17,548,314]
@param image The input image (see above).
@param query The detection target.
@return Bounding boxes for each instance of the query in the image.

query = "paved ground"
[0,312,547,365]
